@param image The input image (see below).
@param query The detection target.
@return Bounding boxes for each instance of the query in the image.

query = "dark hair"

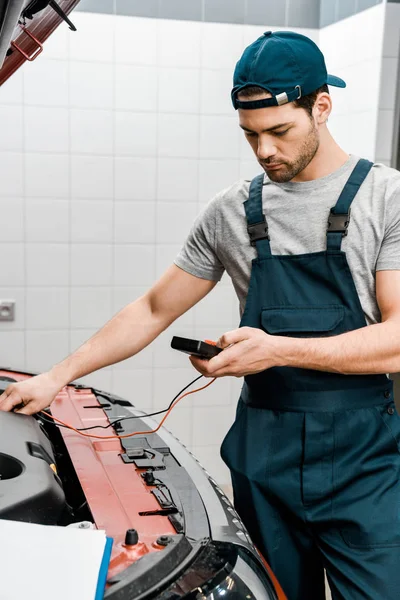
[237,84,329,117]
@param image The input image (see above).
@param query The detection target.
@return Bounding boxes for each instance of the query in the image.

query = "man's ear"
[314,92,332,125]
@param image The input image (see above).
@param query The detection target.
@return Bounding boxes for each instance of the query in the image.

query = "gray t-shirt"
[175,155,400,325]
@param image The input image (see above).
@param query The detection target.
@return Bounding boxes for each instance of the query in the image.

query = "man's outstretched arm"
[0,265,216,414]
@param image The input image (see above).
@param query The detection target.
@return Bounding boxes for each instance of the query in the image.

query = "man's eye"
[244,131,257,137]
[274,129,289,137]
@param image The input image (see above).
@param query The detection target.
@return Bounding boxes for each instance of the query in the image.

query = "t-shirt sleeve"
[376,184,400,271]
[174,195,225,281]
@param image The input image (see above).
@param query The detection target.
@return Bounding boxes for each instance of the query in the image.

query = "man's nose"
[257,135,278,161]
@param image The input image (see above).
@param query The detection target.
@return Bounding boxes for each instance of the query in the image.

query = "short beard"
[260,119,320,183]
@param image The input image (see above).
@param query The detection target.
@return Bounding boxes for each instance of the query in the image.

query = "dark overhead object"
[22,0,77,31]
[0,0,80,85]
[0,1,26,69]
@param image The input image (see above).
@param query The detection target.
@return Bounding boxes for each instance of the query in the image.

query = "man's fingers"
[189,355,210,375]
[0,389,21,412]
[0,389,9,403]
[14,404,35,416]
[206,343,242,372]
[190,346,238,377]
[217,327,252,349]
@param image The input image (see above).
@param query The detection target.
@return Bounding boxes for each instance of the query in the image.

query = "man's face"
[238,92,320,183]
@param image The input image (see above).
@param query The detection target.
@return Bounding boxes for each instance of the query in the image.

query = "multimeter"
[171,336,222,359]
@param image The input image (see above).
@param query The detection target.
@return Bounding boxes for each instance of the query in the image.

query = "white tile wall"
[198,159,240,202]
[69,12,114,63]
[115,157,157,200]
[70,62,114,109]
[200,69,234,115]
[0,198,24,242]
[156,202,199,244]
[153,366,197,410]
[0,69,23,104]
[0,245,24,286]
[239,159,263,180]
[192,444,232,487]
[24,59,68,107]
[115,16,158,66]
[155,244,185,280]
[76,368,113,392]
[70,244,113,286]
[70,109,113,155]
[1,9,395,485]
[25,153,69,197]
[25,330,70,372]
[115,112,157,157]
[158,68,200,114]
[158,19,202,68]
[0,331,25,370]
[201,22,244,70]
[114,201,156,244]
[26,199,69,243]
[26,244,69,286]
[319,3,387,163]
[43,19,69,60]
[113,245,156,286]
[158,113,199,158]
[71,200,113,243]
[157,158,198,201]
[0,152,23,196]
[0,106,23,151]
[110,368,153,411]
[156,405,193,448]
[71,155,113,199]
[26,287,69,330]
[192,404,236,446]
[70,287,113,328]
[115,65,158,112]
[200,115,240,158]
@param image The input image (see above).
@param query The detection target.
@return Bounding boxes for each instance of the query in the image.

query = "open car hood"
[0,0,79,83]
[0,369,286,599]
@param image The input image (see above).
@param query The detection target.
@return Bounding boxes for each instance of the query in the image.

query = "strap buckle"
[11,25,43,62]
[327,208,351,237]
[247,218,269,246]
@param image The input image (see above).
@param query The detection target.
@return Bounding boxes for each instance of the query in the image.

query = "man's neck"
[291,136,350,182]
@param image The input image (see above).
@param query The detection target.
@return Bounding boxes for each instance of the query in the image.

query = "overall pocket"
[261,305,345,337]
[374,401,400,455]
[339,402,400,549]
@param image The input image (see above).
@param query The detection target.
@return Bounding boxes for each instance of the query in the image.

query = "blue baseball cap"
[232,31,346,110]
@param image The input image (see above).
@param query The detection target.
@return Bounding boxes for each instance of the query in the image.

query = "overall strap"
[326,158,373,252]
[243,174,272,258]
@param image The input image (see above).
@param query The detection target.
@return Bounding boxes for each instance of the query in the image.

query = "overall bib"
[221,159,400,599]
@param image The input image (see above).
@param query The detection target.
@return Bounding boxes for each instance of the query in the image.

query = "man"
[2,31,400,599]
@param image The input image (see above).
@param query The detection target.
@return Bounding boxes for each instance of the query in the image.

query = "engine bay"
[0,376,92,527]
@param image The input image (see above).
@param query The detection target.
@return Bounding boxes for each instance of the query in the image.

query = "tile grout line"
[67,20,72,358]
[22,64,27,371]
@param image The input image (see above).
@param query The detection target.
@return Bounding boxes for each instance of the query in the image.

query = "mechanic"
[1,31,400,599]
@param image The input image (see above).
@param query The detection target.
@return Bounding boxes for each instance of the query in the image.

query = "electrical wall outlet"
[0,301,15,322]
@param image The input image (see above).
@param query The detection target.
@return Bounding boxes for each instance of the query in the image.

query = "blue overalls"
[221,159,400,599]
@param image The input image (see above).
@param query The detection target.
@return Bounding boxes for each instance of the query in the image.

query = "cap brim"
[327,74,346,88]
